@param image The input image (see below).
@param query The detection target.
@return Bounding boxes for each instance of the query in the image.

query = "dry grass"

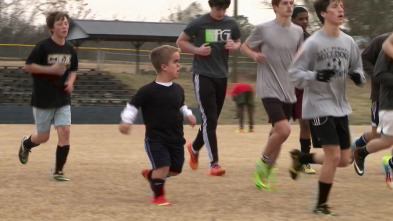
[1,124,391,221]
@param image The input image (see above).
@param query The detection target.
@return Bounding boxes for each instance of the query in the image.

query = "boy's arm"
[119,103,139,134]
[348,40,366,87]
[225,35,241,51]
[240,42,266,64]
[382,33,393,59]
[373,51,393,86]
[24,63,67,76]
[180,105,196,127]
[176,32,211,56]
[64,72,77,94]
[240,26,266,63]
[361,35,385,76]
[289,43,323,89]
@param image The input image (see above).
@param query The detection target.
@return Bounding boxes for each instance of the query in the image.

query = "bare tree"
[36,0,92,19]
[0,0,93,44]
[161,1,205,23]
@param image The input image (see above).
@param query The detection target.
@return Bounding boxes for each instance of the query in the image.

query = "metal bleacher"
[0,66,137,123]
[0,66,134,107]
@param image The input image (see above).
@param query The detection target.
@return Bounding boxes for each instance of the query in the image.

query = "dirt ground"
[1,124,392,221]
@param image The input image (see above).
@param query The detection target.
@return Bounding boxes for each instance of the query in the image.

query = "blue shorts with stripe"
[144,137,184,173]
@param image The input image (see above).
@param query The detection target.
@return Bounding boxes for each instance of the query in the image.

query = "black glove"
[348,72,362,85]
[316,69,336,82]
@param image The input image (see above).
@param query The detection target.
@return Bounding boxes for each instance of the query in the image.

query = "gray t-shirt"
[289,30,365,119]
[245,20,303,103]
[184,14,241,78]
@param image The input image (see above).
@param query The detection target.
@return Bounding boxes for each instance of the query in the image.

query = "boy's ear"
[160,63,167,71]
[321,11,327,19]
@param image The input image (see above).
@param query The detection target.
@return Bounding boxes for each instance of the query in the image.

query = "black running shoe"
[313,205,336,216]
[289,149,302,180]
[353,148,365,176]
[18,136,30,164]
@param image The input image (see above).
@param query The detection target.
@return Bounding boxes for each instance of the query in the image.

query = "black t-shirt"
[184,13,241,78]
[25,38,78,108]
[130,81,186,144]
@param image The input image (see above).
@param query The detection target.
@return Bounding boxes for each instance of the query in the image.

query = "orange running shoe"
[148,195,172,206]
[186,141,199,170]
[209,163,226,176]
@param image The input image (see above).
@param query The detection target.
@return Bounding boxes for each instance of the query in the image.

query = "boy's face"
[51,17,69,39]
[322,0,344,25]
[274,0,294,18]
[210,6,227,21]
[163,51,180,80]
[292,12,309,31]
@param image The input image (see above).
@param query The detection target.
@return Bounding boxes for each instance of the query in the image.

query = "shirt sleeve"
[349,39,366,85]
[289,41,318,89]
[25,43,44,65]
[180,105,193,118]
[245,25,263,50]
[69,47,78,72]
[120,103,138,124]
[374,51,393,86]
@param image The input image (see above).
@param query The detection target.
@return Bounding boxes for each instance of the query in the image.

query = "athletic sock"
[23,136,39,149]
[355,133,368,148]
[55,145,70,174]
[358,146,369,158]
[317,181,332,207]
[261,154,274,168]
[191,145,198,155]
[300,139,311,154]
[151,178,165,197]
[389,157,393,170]
[299,152,315,164]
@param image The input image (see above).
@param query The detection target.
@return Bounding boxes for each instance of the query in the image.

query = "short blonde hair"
[150,45,180,72]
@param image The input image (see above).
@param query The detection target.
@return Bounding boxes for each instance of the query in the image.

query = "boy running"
[18,11,78,181]
[119,45,196,205]
[176,0,241,176]
[350,33,390,163]
[289,0,365,215]
[353,47,393,190]
[291,6,316,174]
[240,0,303,190]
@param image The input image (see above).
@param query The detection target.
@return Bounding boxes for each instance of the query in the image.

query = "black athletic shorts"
[262,98,293,125]
[309,116,350,149]
[144,137,184,173]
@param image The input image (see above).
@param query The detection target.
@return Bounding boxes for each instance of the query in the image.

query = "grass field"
[1,124,392,220]
[0,59,390,221]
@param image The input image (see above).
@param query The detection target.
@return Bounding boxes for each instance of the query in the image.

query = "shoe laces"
[211,163,221,169]
[315,204,334,215]
[54,171,64,176]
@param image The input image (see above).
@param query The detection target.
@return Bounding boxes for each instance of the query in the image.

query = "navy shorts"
[144,137,184,173]
[262,98,293,125]
[309,116,350,149]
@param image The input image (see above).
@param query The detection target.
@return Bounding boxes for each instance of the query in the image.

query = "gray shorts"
[33,105,71,132]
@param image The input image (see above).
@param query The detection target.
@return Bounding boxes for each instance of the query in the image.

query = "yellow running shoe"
[302,164,316,174]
